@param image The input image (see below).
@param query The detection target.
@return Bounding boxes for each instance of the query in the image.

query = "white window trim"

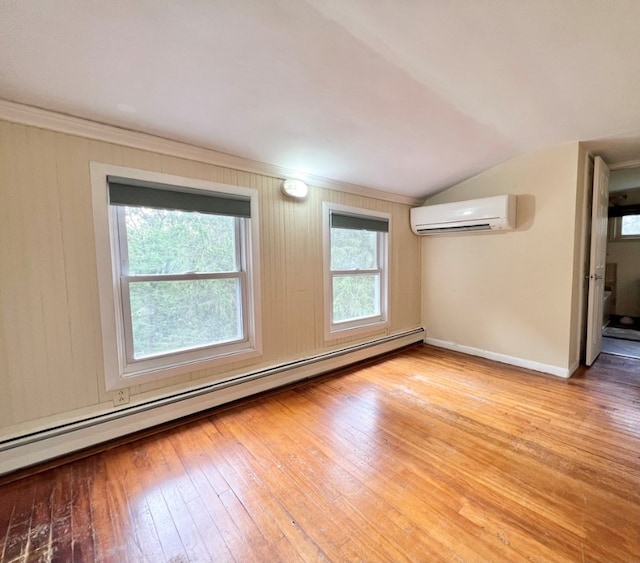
[90,162,262,391]
[323,202,390,341]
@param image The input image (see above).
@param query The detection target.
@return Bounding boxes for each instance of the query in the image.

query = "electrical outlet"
[113,388,130,407]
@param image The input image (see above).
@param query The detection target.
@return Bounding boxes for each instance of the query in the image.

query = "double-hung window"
[91,164,261,390]
[324,203,390,338]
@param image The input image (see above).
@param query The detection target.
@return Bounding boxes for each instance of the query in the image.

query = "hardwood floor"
[1,344,639,562]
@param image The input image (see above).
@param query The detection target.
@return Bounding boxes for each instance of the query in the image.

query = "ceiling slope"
[1,0,639,198]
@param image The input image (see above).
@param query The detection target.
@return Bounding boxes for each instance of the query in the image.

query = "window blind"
[330,211,389,233]
[608,204,640,218]
[107,176,251,218]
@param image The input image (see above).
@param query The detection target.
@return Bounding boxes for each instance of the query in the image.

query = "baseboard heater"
[0,328,424,475]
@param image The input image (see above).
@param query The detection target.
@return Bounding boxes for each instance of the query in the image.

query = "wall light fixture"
[281,179,309,199]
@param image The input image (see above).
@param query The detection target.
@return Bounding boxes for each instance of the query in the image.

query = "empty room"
[1,2,639,561]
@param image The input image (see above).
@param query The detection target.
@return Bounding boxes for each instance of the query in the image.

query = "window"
[610,214,640,240]
[323,203,390,338]
[621,215,640,236]
[91,164,261,390]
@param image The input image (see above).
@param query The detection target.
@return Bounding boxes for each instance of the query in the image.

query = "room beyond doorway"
[602,337,640,359]
[601,315,640,359]
[603,167,640,359]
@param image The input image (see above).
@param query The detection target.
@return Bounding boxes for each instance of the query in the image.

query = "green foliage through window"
[119,206,245,360]
[328,219,385,327]
[124,208,236,274]
[332,275,380,323]
[129,279,241,359]
[330,228,377,270]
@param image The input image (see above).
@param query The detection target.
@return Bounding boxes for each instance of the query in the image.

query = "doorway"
[601,169,640,360]
[602,324,640,360]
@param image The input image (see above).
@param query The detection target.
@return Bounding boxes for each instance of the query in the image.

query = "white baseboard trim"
[567,361,580,377]
[0,328,424,476]
[424,337,573,379]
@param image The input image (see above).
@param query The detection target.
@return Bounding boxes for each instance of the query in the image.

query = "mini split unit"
[410,194,516,235]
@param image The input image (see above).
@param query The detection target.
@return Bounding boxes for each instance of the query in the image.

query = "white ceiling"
[2,1,640,199]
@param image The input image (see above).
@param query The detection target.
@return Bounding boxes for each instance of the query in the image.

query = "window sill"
[108,344,263,391]
[325,319,390,342]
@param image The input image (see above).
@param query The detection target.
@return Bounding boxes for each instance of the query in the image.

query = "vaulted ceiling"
[2,1,639,199]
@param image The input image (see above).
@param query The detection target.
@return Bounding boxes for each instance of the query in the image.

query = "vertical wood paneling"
[27,127,75,415]
[3,124,30,422]
[283,193,316,357]
[391,202,421,330]
[54,134,104,407]
[0,120,421,435]
[259,175,288,362]
[159,154,200,179]
[307,186,325,352]
[0,121,16,427]
[6,124,51,422]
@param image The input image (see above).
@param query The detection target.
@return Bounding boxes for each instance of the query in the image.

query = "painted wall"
[607,240,640,317]
[0,120,421,439]
[420,143,582,373]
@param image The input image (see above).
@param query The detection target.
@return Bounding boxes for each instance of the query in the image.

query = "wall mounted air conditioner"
[410,194,516,235]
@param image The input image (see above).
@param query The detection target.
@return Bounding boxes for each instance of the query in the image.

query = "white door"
[585,156,610,366]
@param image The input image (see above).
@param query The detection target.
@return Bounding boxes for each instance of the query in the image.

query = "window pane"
[124,207,237,275]
[330,228,377,270]
[129,279,242,359]
[332,274,380,323]
[621,215,640,236]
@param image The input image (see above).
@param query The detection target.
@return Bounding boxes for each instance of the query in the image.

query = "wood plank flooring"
[1,344,639,562]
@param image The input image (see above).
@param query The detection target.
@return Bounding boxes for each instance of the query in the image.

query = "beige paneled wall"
[420,143,582,372]
[0,120,421,434]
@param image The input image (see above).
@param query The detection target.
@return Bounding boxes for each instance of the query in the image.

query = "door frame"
[579,156,640,364]
[585,156,610,365]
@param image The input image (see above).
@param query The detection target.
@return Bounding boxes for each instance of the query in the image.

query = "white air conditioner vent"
[410,195,516,235]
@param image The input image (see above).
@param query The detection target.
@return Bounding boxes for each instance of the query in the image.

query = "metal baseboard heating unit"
[410,194,516,235]
[0,328,425,475]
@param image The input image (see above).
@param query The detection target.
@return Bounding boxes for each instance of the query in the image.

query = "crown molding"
[0,99,422,206]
